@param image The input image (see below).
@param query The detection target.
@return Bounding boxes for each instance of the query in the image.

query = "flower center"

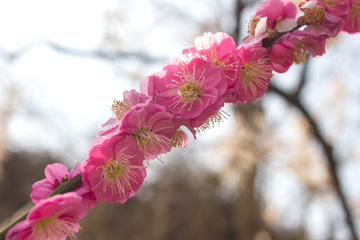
[164,62,206,111]
[133,127,171,161]
[111,99,132,120]
[96,149,140,197]
[32,216,78,240]
[240,55,273,99]
[248,16,262,36]
[320,0,337,6]
[304,5,326,26]
[353,0,360,15]
[104,160,125,179]
[178,81,201,101]
[292,43,307,64]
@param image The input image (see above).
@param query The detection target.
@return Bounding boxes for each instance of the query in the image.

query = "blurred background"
[0,0,360,239]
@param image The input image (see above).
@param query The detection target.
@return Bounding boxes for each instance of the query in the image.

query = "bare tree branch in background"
[1,39,166,64]
[267,65,359,240]
[232,1,358,238]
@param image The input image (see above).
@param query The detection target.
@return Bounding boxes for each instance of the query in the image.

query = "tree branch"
[267,84,359,240]
[3,39,166,64]
[294,54,310,97]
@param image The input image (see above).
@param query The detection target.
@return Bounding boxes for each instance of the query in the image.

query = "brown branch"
[232,0,245,43]
[267,84,359,240]
[0,174,82,240]
[294,54,310,97]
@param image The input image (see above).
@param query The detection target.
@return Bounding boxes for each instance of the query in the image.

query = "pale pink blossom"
[343,0,360,33]
[269,40,297,73]
[235,43,273,103]
[243,16,270,45]
[182,32,240,92]
[80,136,146,203]
[119,102,175,160]
[97,89,150,137]
[31,163,97,209]
[6,192,87,240]
[300,0,344,37]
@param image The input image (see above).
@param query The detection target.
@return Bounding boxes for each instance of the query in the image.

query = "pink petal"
[44,163,69,184]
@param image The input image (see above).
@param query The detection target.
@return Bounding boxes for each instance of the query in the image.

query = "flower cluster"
[5,0,359,239]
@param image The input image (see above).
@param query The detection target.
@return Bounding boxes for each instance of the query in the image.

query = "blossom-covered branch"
[2,0,360,239]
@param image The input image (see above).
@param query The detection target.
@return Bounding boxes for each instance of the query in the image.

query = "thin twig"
[3,39,166,64]
[294,54,310,97]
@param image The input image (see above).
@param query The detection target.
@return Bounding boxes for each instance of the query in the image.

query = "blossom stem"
[268,25,304,45]
[0,174,82,240]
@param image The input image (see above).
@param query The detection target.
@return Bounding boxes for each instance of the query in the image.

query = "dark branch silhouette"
[267,80,359,240]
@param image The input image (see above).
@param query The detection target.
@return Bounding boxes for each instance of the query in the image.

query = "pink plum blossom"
[170,117,195,147]
[277,29,326,63]
[316,0,353,17]
[31,162,97,209]
[343,0,360,33]
[6,192,87,240]
[189,94,232,133]
[300,0,344,37]
[118,101,175,161]
[255,0,298,32]
[269,40,297,73]
[142,53,227,120]
[80,136,146,203]
[243,16,270,45]
[235,43,273,103]
[97,89,151,137]
[182,32,240,92]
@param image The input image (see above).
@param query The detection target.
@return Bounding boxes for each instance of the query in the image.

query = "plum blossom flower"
[142,53,227,120]
[170,128,189,148]
[183,32,240,92]
[170,117,194,147]
[119,102,175,161]
[80,136,146,203]
[6,192,87,240]
[243,16,270,45]
[235,43,273,103]
[189,94,231,133]
[255,0,298,32]
[97,90,150,137]
[343,0,360,33]
[316,0,353,17]
[300,0,344,37]
[31,163,97,209]
[269,40,297,73]
[277,29,326,64]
